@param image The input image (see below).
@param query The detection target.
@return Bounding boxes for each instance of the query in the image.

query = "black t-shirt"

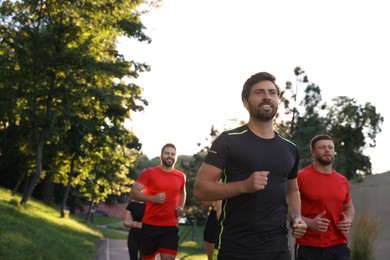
[126,201,146,238]
[204,208,218,243]
[204,125,299,253]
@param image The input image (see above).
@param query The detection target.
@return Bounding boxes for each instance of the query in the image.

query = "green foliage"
[351,215,379,260]
[277,66,383,179]
[177,152,208,221]
[176,126,221,221]
[0,0,155,206]
[327,97,382,178]
[127,153,159,181]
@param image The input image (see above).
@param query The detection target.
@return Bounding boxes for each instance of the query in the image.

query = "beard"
[248,101,277,121]
[162,157,175,167]
[315,155,333,166]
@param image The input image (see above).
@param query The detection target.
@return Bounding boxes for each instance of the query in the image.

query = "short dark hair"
[241,72,280,101]
[161,143,176,154]
[310,134,333,150]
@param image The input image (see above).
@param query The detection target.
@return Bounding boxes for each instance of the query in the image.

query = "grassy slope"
[0,187,102,259]
[0,186,207,259]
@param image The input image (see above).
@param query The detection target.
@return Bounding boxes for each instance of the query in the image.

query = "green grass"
[178,224,207,260]
[0,187,102,259]
[72,214,128,240]
[0,186,206,259]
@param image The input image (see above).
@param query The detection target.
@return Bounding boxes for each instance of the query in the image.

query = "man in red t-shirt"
[296,134,355,260]
[131,143,186,260]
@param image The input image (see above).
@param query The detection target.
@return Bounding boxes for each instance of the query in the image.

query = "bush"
[351,215,379,260]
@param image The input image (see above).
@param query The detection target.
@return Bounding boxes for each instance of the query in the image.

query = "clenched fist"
[152,192,166,204]
[337,212,353,234]
[291,216,307,238]
[241,171,269,193]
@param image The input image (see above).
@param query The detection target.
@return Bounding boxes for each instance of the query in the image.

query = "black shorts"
[141,224,179,259]
[216,224,291,260]
[295,243,351,260]
[204,209,218,243]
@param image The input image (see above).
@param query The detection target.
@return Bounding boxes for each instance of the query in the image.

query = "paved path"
[96,238,129,260]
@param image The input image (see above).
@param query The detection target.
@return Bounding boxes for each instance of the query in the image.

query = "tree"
[177,152,206,221]
[176,125,223,222]
[0,0,154,205]
[285,79,328,168]
[277,67,384,179]
[326,97,383,178]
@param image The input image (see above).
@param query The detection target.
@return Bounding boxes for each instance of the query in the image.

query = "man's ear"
[243,99,249,110]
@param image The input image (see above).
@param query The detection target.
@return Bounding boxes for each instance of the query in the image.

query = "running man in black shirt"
[194,71,307,260]
[202,200,222,260]
[124,198,146,260]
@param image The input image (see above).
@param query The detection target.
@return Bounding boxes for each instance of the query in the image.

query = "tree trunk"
[12,171,27,196]
[61,158,75,218]
[20,131,46,206]
[22,173,30,195]
[84,200,94,223]
[42,172,54,204]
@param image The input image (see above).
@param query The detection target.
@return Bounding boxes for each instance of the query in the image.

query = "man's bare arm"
[130,182,166,204]
[193,163,269,201]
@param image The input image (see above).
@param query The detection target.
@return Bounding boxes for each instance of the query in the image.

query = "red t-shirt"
[137,166,186,226]
[296,164,351,247]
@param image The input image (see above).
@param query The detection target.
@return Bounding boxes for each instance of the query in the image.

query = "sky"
[118,0,389,174]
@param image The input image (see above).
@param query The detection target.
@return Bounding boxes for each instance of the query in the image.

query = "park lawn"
[0,186,207,259]
[0,187,103,259]
[178,224,208,260]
